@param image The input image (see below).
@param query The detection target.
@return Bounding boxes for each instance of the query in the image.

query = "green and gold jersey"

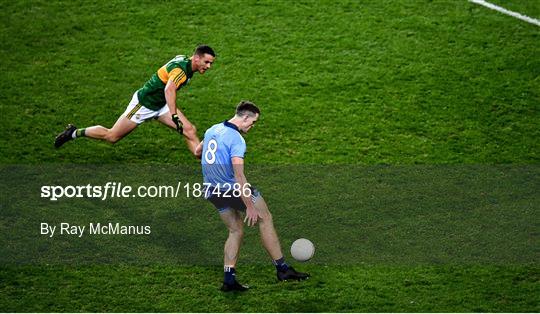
[137,55,194,111]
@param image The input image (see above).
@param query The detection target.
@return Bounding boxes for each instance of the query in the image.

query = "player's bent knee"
[229,227,244,239]
[261,211,273,223]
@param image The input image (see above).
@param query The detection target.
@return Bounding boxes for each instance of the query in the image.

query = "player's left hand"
[172,114,183,134]
[244,206,260,227]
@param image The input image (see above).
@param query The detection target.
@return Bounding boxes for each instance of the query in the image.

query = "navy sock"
[224,266,236,284]
[273,257,289,272]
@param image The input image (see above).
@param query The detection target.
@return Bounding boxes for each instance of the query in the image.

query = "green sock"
[75,128,86,138]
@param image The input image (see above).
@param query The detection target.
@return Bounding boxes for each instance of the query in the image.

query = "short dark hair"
[194,45,215,57]
[236,100,260,117]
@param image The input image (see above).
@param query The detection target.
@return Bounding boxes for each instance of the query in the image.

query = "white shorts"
[122,92,169,124]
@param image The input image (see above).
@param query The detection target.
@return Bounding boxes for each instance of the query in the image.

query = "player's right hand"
[172,114,183,134]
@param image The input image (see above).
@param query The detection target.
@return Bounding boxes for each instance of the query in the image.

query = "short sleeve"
[168,67,187,88]
[230,134,246,158]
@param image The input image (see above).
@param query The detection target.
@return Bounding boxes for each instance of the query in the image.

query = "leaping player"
[54,45,215,157]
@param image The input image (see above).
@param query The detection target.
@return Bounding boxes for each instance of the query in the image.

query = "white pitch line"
[469,0,540,27]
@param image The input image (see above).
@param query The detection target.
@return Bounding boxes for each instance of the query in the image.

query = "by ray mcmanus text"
[40,222,152,238]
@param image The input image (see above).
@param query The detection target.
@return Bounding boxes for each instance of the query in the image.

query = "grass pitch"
[0,0,539,312]
[1,0,538,164]
[1,265,538,312]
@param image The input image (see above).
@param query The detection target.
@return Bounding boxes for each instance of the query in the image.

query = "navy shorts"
[207,187,261,213]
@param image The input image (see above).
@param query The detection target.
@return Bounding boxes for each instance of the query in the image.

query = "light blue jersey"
[202,120,246,192]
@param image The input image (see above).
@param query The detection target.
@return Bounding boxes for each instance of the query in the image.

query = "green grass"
[0,0,538,164]
[0,0,539,312]
[1,265,538,312]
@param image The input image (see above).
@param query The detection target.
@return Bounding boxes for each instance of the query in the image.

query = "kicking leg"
[254,196,283,260]
[254,195,310,281]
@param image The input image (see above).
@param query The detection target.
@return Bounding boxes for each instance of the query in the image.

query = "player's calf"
[182,123,198,141]
[103,131,123,144]
[183,124,201,157]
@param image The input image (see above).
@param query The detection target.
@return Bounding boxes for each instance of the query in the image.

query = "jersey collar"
[223,120,240,133]
[186,58,194,78]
